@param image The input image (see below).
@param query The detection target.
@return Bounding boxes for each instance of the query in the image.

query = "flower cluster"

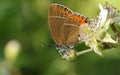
[65,3,120,61]
[85,3,119,55]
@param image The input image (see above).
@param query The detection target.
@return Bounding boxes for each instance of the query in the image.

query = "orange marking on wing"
[70,15,86,24]
[64,10,71,16]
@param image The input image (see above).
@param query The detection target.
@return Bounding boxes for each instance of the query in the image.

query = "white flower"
[97,4,108,29]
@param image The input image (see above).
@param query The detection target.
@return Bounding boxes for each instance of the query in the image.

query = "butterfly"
[48,3,90,60]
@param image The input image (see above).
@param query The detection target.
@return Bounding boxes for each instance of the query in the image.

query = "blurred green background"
[0,0,120,75]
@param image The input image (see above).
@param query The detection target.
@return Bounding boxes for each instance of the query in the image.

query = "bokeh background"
[0,0,120,75]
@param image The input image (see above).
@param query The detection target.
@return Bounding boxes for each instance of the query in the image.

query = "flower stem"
[76,49,93,56]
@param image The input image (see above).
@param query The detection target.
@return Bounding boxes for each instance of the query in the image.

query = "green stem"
[76,49,93,56]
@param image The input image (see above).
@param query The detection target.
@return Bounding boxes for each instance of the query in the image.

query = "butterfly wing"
[63,13,89,45]
[48,4,72,45]
[48,4,88,46]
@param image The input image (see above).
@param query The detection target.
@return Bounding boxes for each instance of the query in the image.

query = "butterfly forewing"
[49,4,72,45]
